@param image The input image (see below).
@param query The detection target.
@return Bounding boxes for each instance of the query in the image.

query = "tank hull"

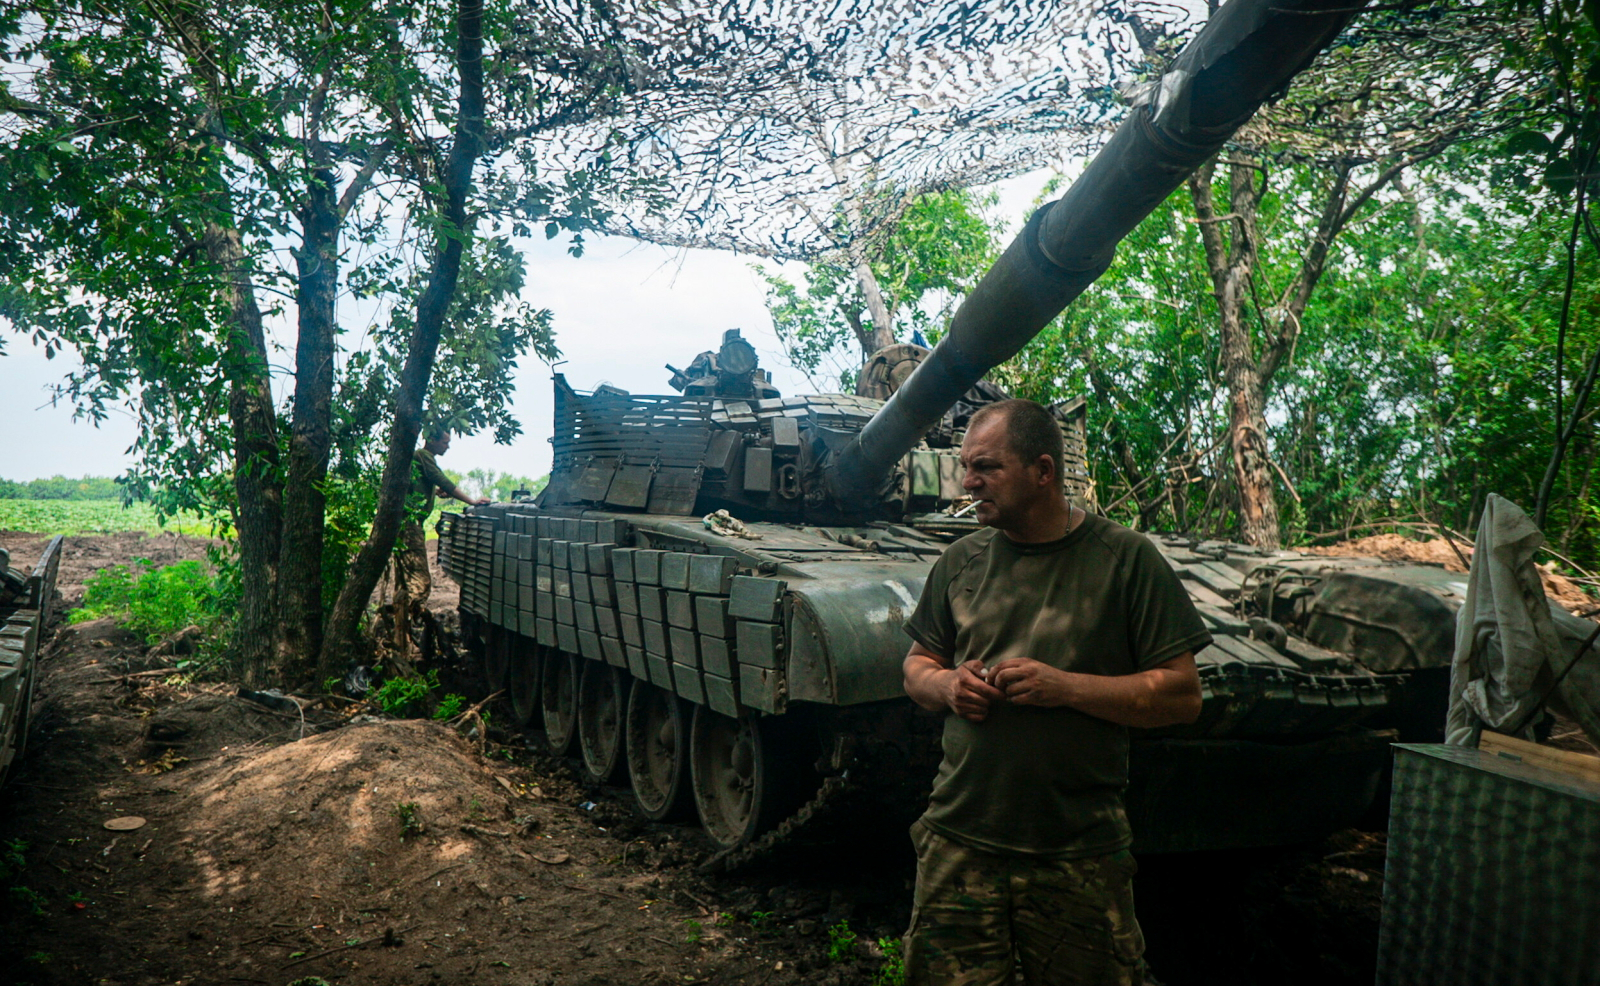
[440,504,1421,858]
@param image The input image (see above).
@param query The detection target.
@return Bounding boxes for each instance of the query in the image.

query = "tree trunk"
[319,0,486,679]
[822,152,896,357]
[847,244,896,355]
[202,221,283,685]
[1223,357,1279,548]
[279,172,340,673]
[1189,158,1281,548]
[168,9,285,684]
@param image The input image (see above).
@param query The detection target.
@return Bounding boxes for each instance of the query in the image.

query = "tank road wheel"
[506,638,543,728]
[625,679,694,821]
[482,624,513,692]
[689,706,804,848]
[577,663,627,785]
[541,652,579,756]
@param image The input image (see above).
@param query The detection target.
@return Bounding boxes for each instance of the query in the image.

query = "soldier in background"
[399,427,488,612]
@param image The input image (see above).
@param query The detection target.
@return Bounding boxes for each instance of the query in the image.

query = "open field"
[0,499,462,539]
[0,499,212,536]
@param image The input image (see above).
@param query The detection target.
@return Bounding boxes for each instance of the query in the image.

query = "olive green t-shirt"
[903,514,1211,857]
[410,448,457,521]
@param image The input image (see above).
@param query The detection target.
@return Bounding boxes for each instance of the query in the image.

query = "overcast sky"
[0,171,1053,485]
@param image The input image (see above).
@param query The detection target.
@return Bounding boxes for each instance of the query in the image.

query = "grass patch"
[70,558,234,647]
[0,499,212,536]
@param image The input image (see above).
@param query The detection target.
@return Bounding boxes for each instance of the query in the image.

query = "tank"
[436,0,1425,864]
[0,536,63,789]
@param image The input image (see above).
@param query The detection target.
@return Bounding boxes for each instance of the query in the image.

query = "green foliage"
[827,919,858,962]
[370,669,441,718]
[1,839,26,883]
[0,475,121,500]
[988,151,1600,573]
[70,559,234,646]
[759,188,998,388]
[432,693,467,720]
[2,840,44,918]
[319,466,384,614]
[875,937,906,986]
[749,910,775,933]
[683,918,703,943]
[393,802,424,840]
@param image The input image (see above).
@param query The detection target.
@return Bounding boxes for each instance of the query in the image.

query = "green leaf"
[1503,130,1552,156]
[1544,156,1578,193]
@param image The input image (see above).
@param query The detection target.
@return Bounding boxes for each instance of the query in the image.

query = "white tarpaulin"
[1446,494,1574,746]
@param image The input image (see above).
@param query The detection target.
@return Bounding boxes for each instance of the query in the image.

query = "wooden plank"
[1479,731,1600,788]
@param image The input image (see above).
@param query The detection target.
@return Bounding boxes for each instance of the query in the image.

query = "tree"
[1169,2,1532,546]
[758,188,998,390]
[1505,0,1600,530]
[996,145,1600,576]
[0,0,614,682]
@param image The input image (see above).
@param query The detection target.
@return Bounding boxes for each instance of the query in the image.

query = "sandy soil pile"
[1307,533,1598,616]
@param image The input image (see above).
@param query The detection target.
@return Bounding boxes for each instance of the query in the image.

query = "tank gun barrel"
[826,0,1368,503]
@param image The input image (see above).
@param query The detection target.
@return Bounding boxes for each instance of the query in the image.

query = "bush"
[875,937,906,986]
[370,669,441,717]
[71,558,234,646]
[828,920,858,962]
[0,474,121,500]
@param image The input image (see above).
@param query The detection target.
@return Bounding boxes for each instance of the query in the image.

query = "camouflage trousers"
[395,521,431,609]
[903,821,1147,986]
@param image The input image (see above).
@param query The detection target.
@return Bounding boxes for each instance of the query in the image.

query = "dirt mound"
[2,679,832,986]
[1308,534,1598,616]
[173,720,516,906]
[1305,533,1471,571]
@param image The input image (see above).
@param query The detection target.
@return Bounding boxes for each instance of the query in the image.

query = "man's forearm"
[903,652,953,712]
[1058,665,1200,728]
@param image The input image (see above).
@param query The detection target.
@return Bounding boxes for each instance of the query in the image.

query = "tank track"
[698,772,862,874]
[699,703,943,874]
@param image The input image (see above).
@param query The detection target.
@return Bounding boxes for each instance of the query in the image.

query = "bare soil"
[0,534,1424,986]
[1306,533,1599,616]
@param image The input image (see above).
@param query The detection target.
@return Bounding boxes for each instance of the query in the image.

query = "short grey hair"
[968,399,1063,481]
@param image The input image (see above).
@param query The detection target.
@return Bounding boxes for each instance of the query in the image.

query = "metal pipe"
[826,0,1369,503]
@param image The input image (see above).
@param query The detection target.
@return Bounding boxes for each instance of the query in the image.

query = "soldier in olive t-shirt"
[900,399,1209,986]
[904,515,1212,858]
[398,429,487,608]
